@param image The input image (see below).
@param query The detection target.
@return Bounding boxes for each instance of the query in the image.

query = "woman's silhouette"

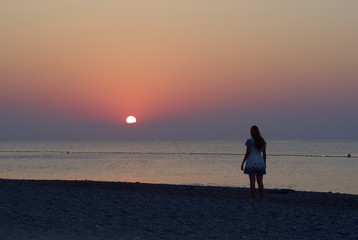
[241,125,266,201]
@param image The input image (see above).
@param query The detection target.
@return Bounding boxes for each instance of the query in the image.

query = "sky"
[1,0,358,140]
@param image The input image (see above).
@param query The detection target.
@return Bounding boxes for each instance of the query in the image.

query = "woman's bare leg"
[249,174,256,200]
[256,175,264,201]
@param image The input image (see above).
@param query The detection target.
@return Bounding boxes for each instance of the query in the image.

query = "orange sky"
[1,1,358,139]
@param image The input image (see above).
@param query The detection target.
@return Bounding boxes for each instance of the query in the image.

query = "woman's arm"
[262,146,266,166]
[241,146,251,171]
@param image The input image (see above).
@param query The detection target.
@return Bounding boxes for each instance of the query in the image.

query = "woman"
[241,125,266,201]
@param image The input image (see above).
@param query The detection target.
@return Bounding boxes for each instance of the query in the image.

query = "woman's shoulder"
[245,138,255,147]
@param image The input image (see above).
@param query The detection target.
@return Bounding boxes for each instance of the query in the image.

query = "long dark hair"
[250,125,266,150]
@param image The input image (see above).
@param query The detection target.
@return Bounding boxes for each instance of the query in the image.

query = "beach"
[0,179,357,239]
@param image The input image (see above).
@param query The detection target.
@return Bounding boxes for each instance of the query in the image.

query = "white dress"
[244,138,266,175]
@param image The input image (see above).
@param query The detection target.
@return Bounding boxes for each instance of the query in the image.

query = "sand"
[0,179,357,239]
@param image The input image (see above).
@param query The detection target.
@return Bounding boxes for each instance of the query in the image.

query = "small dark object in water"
[347,153,351,158]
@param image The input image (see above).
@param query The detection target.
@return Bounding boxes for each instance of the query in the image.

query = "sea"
[0,139,357,195]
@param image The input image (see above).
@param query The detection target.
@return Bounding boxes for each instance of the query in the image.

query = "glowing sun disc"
[126,116,137,124]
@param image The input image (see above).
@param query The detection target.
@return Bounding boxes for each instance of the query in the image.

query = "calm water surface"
[0,140,357,194]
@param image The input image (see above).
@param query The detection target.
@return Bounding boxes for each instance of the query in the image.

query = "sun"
[126,116,137,124]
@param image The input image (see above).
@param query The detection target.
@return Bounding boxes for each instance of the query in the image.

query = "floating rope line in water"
[0,150,356,158]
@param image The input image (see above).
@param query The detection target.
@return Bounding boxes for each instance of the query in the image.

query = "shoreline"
[1,178,357,210]
[1,179,358,239]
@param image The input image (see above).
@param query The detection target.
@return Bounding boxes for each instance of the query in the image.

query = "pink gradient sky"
[1,1,358,139]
